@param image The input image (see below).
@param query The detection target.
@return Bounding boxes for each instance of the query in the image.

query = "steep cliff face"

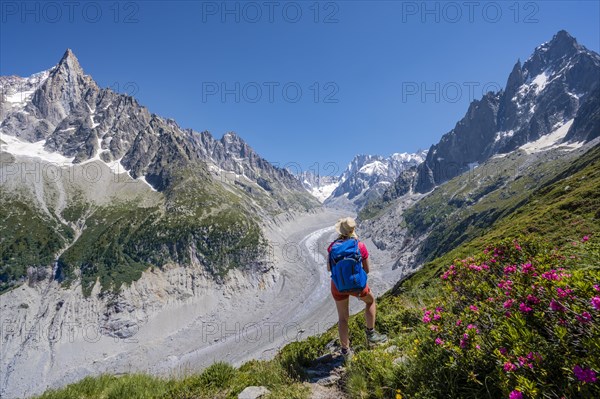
[414,30,600,193]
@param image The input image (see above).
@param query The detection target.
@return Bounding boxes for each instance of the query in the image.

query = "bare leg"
[335,298,350,349]
[359,291,376,329]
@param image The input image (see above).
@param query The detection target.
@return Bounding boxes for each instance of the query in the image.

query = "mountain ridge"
[413,30,600,193]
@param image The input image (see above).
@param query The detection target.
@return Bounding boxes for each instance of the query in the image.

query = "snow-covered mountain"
[414,30,600,193]
[0,50,314,203]
[299,171,341,203]
[319,150,427,209]
[0,49,320,309]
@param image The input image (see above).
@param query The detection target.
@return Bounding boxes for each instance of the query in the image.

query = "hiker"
[327,217,387,360]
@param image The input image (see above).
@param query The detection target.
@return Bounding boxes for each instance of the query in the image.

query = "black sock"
[366,327,374,333]
[341,347,349,354]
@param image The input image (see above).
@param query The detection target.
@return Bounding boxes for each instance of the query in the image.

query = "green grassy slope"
[58,166,267,296]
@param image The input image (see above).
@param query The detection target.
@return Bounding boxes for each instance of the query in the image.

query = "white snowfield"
[308,181,340,203]
[531,70,550,95]
[359,160,388,176]
[0,134,75,166]
[0,132,159,191]
[519,119,582,154]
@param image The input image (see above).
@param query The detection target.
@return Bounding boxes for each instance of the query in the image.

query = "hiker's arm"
[363,257,370,274]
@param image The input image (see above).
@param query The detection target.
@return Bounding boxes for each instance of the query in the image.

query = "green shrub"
[410,237,600,398]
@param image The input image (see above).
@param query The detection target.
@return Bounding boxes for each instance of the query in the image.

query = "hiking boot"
[366,329,388,345]
[341,347,354,363]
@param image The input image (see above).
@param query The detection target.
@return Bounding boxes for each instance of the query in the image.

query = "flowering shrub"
[419,237,600,398]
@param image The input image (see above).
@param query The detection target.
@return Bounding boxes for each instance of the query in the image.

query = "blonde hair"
[337,232,358,240]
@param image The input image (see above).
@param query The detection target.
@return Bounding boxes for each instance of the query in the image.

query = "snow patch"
[359,160,388,176]
[309,181,340,203]
[139,175,157,192]
[519,119,575,154]
[531,71,549,94]
[0,133,74,166]
[4,89,35,104]
[494,130,515,142]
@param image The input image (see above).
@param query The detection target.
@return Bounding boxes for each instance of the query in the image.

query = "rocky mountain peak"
[413,30,600,194]
[221,131,243,144]
[49,48,88,84]
[546,30,579,53]
[523,30,583,78]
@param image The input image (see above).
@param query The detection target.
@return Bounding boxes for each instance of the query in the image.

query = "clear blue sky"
[1,1,599,175]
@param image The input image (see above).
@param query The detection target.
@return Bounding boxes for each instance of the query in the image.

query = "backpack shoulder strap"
[354,239,362,260]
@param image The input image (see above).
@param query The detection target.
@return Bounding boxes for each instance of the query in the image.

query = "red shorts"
[331,280,370,301]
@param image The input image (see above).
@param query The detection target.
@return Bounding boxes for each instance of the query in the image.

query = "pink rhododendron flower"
[542,270,561,281]
[504,265,517,274]
[576,312,592,324]
[582,235,590,242]
[591,297,600,311]
[503,299,514,309]
[550,299,566,312]
[435,337,444,345]
[556,287,573,299]
[573,365,598,383]
[499,347,508,356]
[509,390,523,399]
[527,352,542,362]
[526,294,540,304]
[498,280,513,291]
[514,242,522,251]
[469,305,479,312]
[521,263,535,274]
[519,303,533,313]
[593,284,599,292]
[456,319,462,326]
[503,362,517,372]
[469,264,483,272]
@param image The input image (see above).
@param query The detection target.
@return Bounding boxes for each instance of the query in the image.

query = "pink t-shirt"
[327,240,369,259]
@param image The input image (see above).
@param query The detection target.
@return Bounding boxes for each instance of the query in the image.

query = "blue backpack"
[329,238,368,293]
